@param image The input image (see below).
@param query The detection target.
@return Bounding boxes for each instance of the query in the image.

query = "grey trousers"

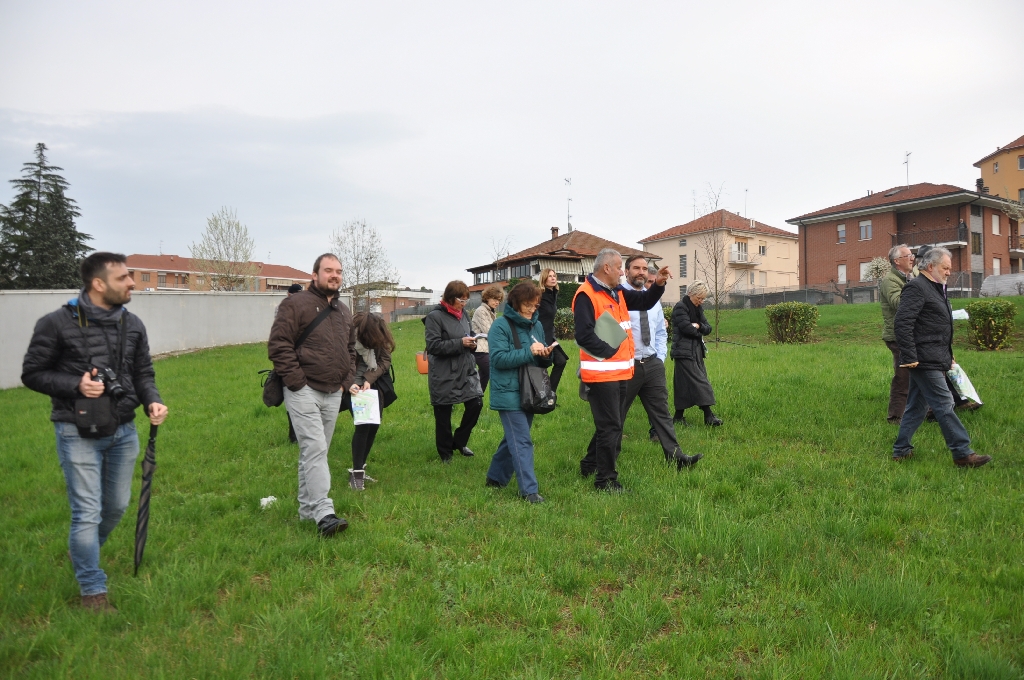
[284,385,343,522]
[621,356,680,458]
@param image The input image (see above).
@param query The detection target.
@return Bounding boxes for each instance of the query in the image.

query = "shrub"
[765,302,819,343]
[662,304,672,322]
[553,308,575,340]
[556,282,581,309]
[964,299,1017,350]
[864,257,891,282]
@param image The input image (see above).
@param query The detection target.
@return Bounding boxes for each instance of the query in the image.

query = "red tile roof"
[786,183,971,223]
[974,134,1024,167]
[639,210,796,244]
[468,230,658,272]
[126,254,310,280]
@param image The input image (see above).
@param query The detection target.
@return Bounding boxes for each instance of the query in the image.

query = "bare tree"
[330,219,399,313]
[188,207,260,291]
[692,183,747,341]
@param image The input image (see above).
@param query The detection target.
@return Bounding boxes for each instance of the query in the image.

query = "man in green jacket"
[880,244,914,423]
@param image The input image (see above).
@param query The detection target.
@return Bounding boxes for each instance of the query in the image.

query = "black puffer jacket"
[423,304,482,405]
[894,274,953,371]
[538,287,558,345]
[670,296,712,360]
[22,298,162,424]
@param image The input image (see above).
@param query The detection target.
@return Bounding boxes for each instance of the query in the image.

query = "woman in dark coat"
[670,281,722,426]
[537,268,569,392]
[423,280,484,462]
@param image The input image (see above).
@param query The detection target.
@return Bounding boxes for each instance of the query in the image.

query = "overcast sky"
[1,1,1022,286]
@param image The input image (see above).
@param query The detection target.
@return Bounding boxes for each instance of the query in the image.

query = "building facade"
[787,183,1021,294]
[638,210,800,306]
[465,227,659,299]
[974,133,1024,203]
[126,254,311,292]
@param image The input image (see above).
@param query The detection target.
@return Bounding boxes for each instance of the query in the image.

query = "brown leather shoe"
[81,593,117,613]
[954,454,991,468]
[955,402,981,412]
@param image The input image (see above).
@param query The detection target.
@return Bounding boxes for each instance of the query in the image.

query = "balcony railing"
[727,249,757,266]
[892,224,969,249]
[1010,234,1024,254]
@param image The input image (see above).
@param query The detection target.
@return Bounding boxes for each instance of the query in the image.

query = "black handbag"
[506,317,556,414]
[261,303,334,407]
[375,364,398,408]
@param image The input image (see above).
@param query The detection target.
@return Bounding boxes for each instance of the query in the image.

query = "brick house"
[465,227,659,301]
[974,133,1024,203]
[638,209,800,306]
[126,254,311,292]
[344,284,438,315]
[786,183,1021,295]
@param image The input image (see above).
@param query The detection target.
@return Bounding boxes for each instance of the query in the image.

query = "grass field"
[2,299,1023,678]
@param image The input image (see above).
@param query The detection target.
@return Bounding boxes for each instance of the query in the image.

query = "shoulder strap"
[296,303,334,349]
[506,316,522,349]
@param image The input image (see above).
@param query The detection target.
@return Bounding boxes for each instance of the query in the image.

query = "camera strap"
[77,307,128,372]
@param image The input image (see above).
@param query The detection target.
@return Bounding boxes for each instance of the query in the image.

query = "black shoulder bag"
[506,317,557,414]
[74,312,128,438]
[261,304,334,407]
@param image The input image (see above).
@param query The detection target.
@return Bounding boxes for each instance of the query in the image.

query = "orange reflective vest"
[572,279,635,383]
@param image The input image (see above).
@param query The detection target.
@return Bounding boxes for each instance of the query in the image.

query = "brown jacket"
[268,284,356,393]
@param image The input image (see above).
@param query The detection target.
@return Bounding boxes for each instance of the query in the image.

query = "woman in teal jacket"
[485,282,553,503]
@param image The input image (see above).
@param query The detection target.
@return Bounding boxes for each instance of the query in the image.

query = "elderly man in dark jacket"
[892,247,990,467]
[423,280,484,462]
[269,253,357,537]
[22,252,168,612]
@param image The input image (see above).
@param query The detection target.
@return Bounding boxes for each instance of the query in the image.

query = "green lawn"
[2,301,1023,678]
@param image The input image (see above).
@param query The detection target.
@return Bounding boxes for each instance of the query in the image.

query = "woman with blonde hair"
[670,281,722,426]
[471,284,504,393]
[537,268,569,392]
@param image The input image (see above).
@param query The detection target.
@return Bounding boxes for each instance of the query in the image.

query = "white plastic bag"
[947,363,982,404]
[351,389,381,425]
[951,309,969,321]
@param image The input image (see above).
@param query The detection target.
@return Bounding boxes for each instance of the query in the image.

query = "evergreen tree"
[0,143,92,289]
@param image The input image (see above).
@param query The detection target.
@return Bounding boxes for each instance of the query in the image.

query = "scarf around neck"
[354,338,377,372]
[441,300,463,320]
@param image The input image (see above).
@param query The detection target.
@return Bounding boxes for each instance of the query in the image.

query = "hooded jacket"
[22,293,162,424]
[423,303,483,405]
[487,303,552,411]
[879,266,909,343]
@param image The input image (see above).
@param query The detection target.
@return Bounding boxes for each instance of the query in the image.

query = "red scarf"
[441,300,463,320]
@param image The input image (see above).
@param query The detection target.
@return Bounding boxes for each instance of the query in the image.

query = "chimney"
[551,226,559,240]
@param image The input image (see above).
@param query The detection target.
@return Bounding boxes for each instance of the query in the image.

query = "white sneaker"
[348,468,365,491]
[362,466,377,483]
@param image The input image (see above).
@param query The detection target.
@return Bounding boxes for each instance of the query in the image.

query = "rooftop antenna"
[159,240,163,255]
[744,188,748,217]
[904,151,912,188]
[565,178,572,232]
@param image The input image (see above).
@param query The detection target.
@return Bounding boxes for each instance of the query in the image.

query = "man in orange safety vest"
[573,248,672,491]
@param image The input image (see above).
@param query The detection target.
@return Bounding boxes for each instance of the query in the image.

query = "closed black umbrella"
[134,424,158,576]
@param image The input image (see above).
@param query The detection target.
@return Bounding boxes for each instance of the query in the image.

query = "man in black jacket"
[22,252,168,612]
[892,247,990,467]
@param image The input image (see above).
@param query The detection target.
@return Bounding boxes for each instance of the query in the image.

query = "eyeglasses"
[455,297,469,303]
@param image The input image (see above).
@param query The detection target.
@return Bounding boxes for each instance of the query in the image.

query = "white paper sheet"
[352,389,381,425]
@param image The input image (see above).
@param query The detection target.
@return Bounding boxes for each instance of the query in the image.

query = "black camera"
[93,367,127,400]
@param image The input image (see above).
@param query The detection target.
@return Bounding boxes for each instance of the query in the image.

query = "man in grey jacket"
[879,244,913,423]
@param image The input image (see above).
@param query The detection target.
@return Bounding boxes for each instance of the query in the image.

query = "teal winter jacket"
[488,303,553,411]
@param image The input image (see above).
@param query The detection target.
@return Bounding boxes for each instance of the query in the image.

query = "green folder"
[593,311,628,360]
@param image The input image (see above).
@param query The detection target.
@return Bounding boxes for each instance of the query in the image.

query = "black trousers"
[352,424,379,470]
[581,380,627,487]
[474,352,491,394]
[433,397,483,460]
[620,356,680,459]
[549,345,569,393]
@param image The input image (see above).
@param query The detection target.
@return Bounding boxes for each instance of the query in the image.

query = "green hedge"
[765,302,819,344]
[553,308,575,340]
[965,299,1017,350]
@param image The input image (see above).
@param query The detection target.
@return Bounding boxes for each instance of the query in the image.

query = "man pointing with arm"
[574,248,672,492]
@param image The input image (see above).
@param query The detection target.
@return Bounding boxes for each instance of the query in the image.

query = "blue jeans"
[486,410,539,496]
[54,421,139,596]
[894,368,973,460]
